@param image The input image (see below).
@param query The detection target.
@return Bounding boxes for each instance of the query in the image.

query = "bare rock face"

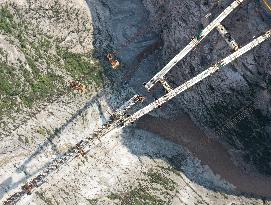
[143,0,271,175]
[0,0,270,204]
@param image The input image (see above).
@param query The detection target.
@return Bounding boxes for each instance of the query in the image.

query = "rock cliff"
[143,0,271,175]
[0,0,271,204]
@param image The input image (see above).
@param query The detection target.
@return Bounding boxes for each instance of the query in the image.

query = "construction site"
[0,0,271,204]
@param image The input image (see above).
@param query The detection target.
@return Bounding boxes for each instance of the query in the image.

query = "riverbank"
[137,114,271,197]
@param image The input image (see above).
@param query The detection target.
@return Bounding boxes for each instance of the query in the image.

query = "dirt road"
[137,115,271,197]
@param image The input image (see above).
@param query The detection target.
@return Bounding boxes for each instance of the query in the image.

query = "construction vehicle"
[107,53,120,69]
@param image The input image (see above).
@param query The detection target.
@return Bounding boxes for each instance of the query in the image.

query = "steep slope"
[143,0,271,175]
[0,0,271,204]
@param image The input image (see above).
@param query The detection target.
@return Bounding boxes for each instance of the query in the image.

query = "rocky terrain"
[0,0,270,204]
[142,0,271,175]
[0,0,103,118]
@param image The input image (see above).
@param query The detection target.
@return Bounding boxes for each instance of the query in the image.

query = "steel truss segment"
[159,78,173,92]
[125,29,271,125]
[2,17,270,205]
[144,0,245,91]
[115,95,140,116]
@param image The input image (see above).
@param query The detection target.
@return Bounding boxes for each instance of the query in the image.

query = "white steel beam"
[125,29,271,125]
[144,0,245,91]
[159,78,173,92]
[3,29,270,205]
[115,95,140,116]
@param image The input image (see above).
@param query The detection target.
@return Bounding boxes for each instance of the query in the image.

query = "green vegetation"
[146,170,176,191]
[57,48,103,86]
[105,169,177,204]
[0,63,21,112]
[0,6,16,34]
[0,4,104,115]
[86,198,98,205]
[35,192,54,205]
[107,186,166,205]
[107,192,120,200]
[120,186,165,205]
[37,127,47,137]
[0,61,64,111]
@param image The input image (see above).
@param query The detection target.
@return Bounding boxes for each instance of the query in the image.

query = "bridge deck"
[144,0,245,91]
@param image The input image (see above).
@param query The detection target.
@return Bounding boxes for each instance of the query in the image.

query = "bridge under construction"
[2,0,271,204]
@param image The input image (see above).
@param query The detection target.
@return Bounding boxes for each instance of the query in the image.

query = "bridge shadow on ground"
[0,92,106,200]
[88,0,271,201]
[2,0,271,203]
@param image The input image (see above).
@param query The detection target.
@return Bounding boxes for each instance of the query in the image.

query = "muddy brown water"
[136,115,271,197]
